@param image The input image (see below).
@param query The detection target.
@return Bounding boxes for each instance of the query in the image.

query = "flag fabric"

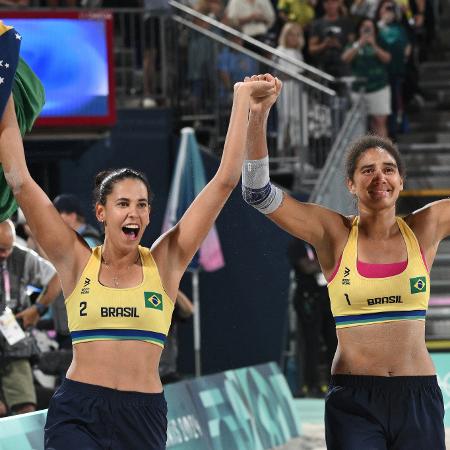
[0,21,45,222]
[0,21,20,119]
[162,127,225,272]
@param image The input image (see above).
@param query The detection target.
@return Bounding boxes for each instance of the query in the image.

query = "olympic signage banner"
[183,362,301,450]
[431,353,450,426]
[165,381,210,449]
[0,409,46,450]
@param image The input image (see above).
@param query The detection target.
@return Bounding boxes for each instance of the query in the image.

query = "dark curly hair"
[345,135,405,181]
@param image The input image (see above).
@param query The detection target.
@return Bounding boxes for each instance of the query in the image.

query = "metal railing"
[169,0,335,84]
[308,92,367,213]
[165,2,361,180]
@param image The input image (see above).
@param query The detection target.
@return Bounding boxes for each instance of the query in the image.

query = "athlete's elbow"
[3,166,26,195]
[214,173,239,192]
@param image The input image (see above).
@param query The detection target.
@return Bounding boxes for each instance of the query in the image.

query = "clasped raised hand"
[242,74,282,114]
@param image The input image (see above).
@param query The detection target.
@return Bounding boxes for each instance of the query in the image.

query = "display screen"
[2,11,116,127]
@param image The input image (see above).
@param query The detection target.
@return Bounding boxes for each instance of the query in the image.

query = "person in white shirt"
[275,22,307,165]
[225,0,275,41]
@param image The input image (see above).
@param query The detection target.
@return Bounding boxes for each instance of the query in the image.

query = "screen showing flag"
[2,11,116,127]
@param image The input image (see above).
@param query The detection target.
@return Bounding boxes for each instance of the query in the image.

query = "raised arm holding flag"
[0,20,45,221]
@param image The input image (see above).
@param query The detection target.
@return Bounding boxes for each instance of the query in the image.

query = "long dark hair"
[93,168,154,207]
[356,16,379,39]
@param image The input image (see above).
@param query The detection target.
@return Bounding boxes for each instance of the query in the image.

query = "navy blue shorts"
[325,375,445,450]
[45,378,167,450]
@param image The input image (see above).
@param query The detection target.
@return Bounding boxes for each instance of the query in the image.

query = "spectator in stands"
[53,194,102,248]
[0,394,6,418]
[275,22,307,164]
[376,0,411,137]
[217,30,259,105]
[342,18,392,137]
[288,238,336,397]
[186,0,219,112]
[308,0,354,79]
[225,0,276,44]
[159,290,194,384]
[350,0,380,19]
[0,0,29,6]
[0,220,61,416]
[195,0,225,20]
[278,0,316,29]
[45,0,78,6]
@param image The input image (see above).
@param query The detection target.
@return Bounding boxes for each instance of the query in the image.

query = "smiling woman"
[241,74,449,450]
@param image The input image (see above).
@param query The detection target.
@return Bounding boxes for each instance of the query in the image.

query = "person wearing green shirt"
[278,0,316,29]
[342,17,392,137]
[376,0,411,137]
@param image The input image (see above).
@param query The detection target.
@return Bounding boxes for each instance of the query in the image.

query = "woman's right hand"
[243,74,282,114]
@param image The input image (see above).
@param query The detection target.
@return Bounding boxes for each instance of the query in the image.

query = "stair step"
[408,121,450,132]
[431,265,450,278]
[420,61,450,71]
[438,239,450,253]
[435,254,450,264]
[430,285,450,295]
[400,189,450,198]
[419,68,450,81]
[420,80,450,90]
[430,279,450,288]
[404,177,450,189]
[398,142,450,152]
[397,131,450,144]
[407,167,450,177]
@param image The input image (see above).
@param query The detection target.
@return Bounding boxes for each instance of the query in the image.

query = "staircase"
[397,2,450,344]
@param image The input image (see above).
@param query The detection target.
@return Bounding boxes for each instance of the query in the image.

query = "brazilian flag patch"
[144,292,163,311]
[410,276,427,294]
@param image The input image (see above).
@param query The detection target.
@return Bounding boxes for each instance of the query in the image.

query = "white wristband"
[242,157,283,215]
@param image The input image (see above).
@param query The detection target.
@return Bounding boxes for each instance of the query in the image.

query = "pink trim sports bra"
[328,249,428,283]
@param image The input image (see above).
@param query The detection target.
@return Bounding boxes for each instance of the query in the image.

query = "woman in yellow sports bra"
[241,73,445,450]
[0,75,277,449]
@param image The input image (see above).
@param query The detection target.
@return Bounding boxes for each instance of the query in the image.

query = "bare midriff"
[332,321,435,376]
[66,340,163,392]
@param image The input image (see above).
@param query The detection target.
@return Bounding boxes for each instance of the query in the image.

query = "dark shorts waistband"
[60,377,166,406]
[330,374,439,391]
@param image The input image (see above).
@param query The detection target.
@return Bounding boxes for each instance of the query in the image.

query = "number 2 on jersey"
[80,301,87,316]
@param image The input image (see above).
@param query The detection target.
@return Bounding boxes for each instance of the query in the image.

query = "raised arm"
[242,74,350,273]
[406,199,450,269]
[152,79,277,290]
[0,96,89,283]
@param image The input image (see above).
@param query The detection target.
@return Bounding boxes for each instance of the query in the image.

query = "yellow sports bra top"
[328,217,429,329]
[66,246,175,348]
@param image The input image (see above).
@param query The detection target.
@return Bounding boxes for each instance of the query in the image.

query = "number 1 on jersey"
[344,294,351,306]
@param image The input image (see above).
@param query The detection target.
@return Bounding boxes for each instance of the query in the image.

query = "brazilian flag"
[0,21,45,221]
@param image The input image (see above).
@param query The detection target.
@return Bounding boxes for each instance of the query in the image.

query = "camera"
[325,26,340,38]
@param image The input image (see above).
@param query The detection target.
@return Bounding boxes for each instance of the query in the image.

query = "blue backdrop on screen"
[6,19,109,117]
